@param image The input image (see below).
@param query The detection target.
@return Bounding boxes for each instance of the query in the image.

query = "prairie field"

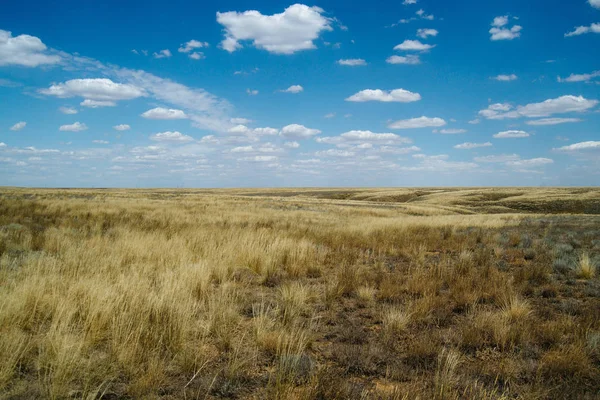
[1,187,599,399]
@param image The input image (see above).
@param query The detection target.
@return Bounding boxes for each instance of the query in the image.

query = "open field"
[1,187,599,399]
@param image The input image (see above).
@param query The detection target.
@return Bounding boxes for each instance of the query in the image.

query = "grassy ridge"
[0,188,599,399]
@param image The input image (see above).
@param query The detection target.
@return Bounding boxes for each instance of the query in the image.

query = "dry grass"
[0,187,599,399]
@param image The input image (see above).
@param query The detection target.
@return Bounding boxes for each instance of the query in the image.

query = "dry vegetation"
[0,187,599,399]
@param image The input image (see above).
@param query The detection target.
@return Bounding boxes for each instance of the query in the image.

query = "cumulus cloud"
[403,0,417,4]
[393,40,434,51]
[284,141,300,148]
[474,154,521,163]
[80,99,116,108]
[59,122,88,132]
[346,88,421,102]
[40,78,146,106]
[216,4,333,54]
[150,131,194,142]
[479,95,598,119]
[489,16,522,40]
[246,89,259,95]
[113,124,131,131]
[493,74,518,81]
[402,154,478,172]
[525,118,582,126]
[315,149,355,157]
[386,55,421,65]
[153,49,172,59]
[493,130,530,138]
[388,116,446,129]
[565,23,600,37]
[93,140,109,144]
[506,158,553,167]
[454,142,492,150]
[59,106,78,115]
[10,122,26,131]
[436,128,467,134]
[227,125,279,138]
[0,29,61,67]
[178,40,209,53]
[337,59,367,66]
[557,70,600,83]
[230,118,252,124]
[416,29,438,39]
[554,141,600,152]
[591,0,600,8]
[280,85,304,93]
[141,107,188,120]
[280,124,321,139]
[317,130,412,146]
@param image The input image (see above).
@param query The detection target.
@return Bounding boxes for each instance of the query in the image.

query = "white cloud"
[80,99,116,108]
[247,89,259,95]
[468,118,481,124]
[591,0,600,8]
[386,55,421,64]
[393,40,435,51]
[493,74,518,81]
[188,52,205,60]
[525,118,582,126]
[0,29,61,67]
[153,49,172,59]
[230,117,252,124]
[416,29,438,39]
[346,88,421,102]
[415,9,434,20]
[379,145,421,154]
[40,78,146,104]
[403,0,417,4]
[216,4,333,54]
[59,106,78,115]
[436,128,467,134]
[227,125,279,138]
[317,130,412,146]
[337,58,367,66]
[281,85,304,94]
[475,154,520,163]
[241,155,278,162]
[178,40,209,53]
[489,16,522,40]
[324,113,335,119]
[284,141,300,148]
[479,95,598,119]
[493,130,530,138]
[402,154,477,172]
[0,142,6,147]
[565,23,600,37]
[316,149,355,157]
[554,141,600,152]
[150,131,194,142]
[388,116,446,129]
[113,124,131,131]
[93,140,109,144]
[59,122,88,132]
[280,124,321,139]
[506,158,553,167]
[557,70,600,83]
[141,107,188,120]
[10,122,26,131]
[454,142,492,150]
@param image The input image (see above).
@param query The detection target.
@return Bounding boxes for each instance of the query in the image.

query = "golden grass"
[0,187,599,399]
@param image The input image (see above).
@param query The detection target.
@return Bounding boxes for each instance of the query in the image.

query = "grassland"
[0,187,599,399]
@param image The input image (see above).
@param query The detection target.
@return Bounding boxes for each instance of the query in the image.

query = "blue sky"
[0,0,599,187]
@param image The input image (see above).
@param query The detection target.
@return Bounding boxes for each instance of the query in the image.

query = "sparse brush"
[500,295,532,322]
[279,283,310,325]
[576,253,596,279]
[434,348,462,398]
[356,285,376,304]
[383,306,412,335]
